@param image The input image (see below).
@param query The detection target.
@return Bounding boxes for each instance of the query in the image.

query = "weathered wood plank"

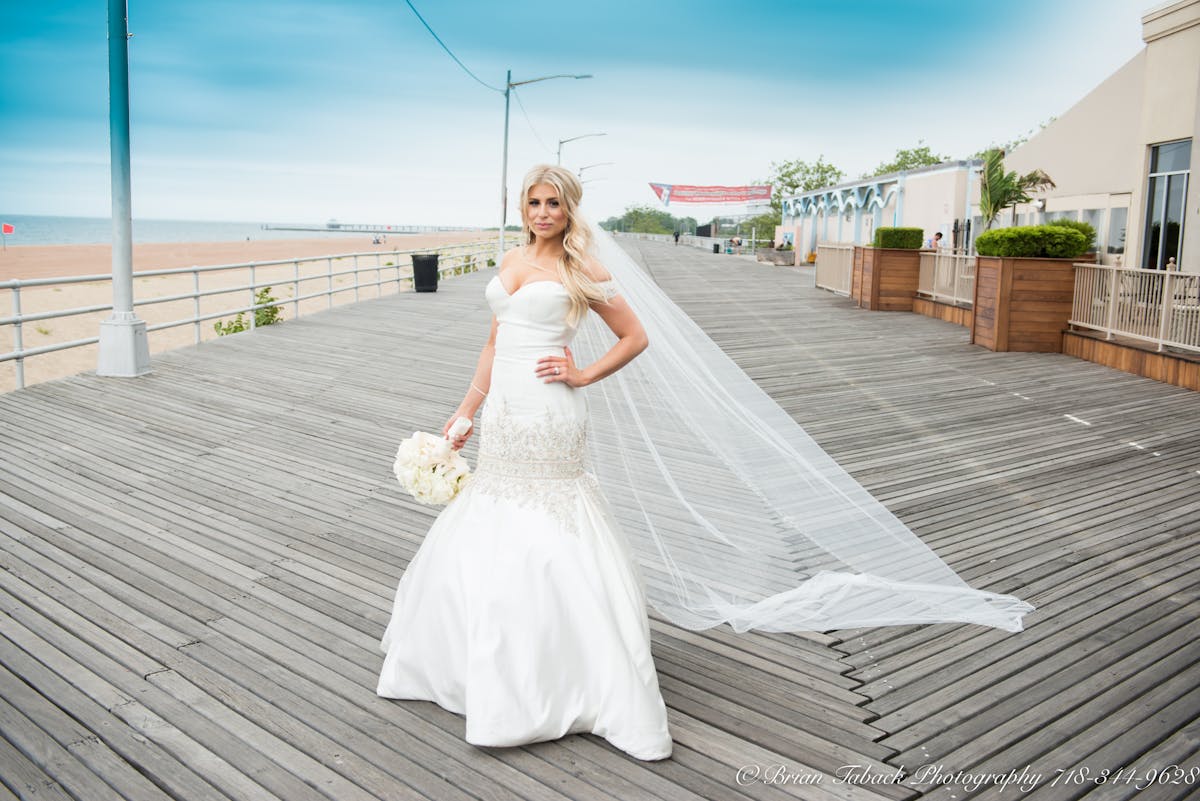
[1,238,1197,801]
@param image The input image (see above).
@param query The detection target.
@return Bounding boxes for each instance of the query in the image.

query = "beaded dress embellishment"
[471,399,601,535]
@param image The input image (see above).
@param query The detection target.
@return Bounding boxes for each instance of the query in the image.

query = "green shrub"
[214,286,284,336]
[872,227,924,249]
[975,225,1089,259]
[1044,218,1096,250]
[1041,226,1091,257]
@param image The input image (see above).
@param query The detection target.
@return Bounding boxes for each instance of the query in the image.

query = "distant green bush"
[975,225,1089,258]
[1044,218,1096,250]
[872,227,924,249]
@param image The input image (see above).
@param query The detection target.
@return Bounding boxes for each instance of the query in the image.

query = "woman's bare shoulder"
[581,255,613,283]
[499,246,523,271]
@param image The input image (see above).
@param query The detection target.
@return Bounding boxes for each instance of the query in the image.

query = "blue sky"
[0,0,1148,226]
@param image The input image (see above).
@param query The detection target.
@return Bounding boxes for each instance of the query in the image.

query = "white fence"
[617,232,768,255]
[1070,263,1200,354]
[1,239,501,391]
[814,242,854,295]
[918,249,976,307]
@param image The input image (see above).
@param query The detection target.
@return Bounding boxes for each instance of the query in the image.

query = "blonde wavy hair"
[519,164,608,326]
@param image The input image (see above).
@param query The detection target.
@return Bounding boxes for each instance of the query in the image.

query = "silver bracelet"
[469,382,488,398]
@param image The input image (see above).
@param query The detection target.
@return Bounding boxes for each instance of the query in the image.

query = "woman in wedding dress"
[378,158,1035,761]
[376,165,675,761]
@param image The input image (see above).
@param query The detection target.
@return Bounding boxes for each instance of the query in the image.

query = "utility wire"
[510,87,554,154]
[402,0,502,93]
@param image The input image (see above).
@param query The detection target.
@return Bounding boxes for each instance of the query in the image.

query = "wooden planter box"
[851,246,865,303]
[850,246,921,311]
[971,256,1077,352]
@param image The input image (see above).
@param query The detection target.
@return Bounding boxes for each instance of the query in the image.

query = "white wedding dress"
[376,273,674,761]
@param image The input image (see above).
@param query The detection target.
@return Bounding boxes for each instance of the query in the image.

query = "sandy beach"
[0,232,495,394]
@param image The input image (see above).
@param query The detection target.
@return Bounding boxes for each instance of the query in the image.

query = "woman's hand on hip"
[536,346,587,387]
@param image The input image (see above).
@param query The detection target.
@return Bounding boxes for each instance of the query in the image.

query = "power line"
[402,0,502,93]
[510,87,553,154]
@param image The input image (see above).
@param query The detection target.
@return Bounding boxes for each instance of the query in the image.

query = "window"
[1107,207,1127,255]
[1142,139,1190,269]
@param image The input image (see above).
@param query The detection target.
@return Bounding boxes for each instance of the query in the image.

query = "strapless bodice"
[485,275,578,360]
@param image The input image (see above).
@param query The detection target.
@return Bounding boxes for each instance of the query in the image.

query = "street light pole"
[97,0,149,379]
[498,71,592,260]
[577,161,614,178]
[499,69,512,258]
[556,132,607,166]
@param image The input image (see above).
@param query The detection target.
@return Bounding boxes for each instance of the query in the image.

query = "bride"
[377,164,674,760]
[376,164,1033,762]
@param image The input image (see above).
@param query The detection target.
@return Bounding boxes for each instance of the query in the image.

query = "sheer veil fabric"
[573,218,1033,634]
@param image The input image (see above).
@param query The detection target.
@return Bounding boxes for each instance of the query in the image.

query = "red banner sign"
[1,223,12,235]
[649,183,771,206]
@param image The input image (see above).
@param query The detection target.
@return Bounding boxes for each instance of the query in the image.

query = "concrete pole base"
[97,313,151,378]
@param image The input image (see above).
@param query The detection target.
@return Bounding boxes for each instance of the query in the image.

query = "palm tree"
[979,148,1056,229]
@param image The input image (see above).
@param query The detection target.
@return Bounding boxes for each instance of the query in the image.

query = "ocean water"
[0,214,370,246]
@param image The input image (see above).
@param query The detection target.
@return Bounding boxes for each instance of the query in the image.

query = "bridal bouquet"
[393,418,472,506]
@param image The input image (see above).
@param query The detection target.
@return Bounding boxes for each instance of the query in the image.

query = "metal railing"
[682,234,721,251]
[615,231,769,255]
[1070,261,1200,354]
[814,242,854,295]
[918,248,976,307]
[1,238,502,390]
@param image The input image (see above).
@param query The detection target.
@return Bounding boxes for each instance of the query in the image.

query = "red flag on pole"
[1,223,13,235]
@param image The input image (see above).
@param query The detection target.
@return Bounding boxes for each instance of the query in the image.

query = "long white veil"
[574,219,1033,633]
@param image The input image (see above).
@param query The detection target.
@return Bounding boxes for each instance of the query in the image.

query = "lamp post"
[556,132,606,166]
[97,0,149,379]
[577,161,614,178]
[499,71,592,258]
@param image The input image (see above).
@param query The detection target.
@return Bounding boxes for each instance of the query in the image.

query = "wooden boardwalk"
[0,238,1197,800]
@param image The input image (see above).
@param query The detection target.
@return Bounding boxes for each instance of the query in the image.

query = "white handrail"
[815,242,854,295]
[918,249,976,307]
[1070,261,1199,354]
[1,238,504,390]
[613,231,771,255]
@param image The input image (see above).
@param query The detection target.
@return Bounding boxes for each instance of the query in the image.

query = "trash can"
[712,242,721,254]
[412,254,439,292]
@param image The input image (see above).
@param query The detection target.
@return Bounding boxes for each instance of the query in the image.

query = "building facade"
[1002,0,1197,272]
[779,161,979,257]
[782,0,1197,273]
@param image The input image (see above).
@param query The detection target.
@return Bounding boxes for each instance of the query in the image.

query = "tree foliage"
[866,141,947,178]
[736,213,782,242]
[978,149,1056,230]
[600,205,697,235]
[759,156,844,215]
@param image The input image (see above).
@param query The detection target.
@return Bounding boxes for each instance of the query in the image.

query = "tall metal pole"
[499,74,591,261]
[98,0,150,378]
[498,69,511,261]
